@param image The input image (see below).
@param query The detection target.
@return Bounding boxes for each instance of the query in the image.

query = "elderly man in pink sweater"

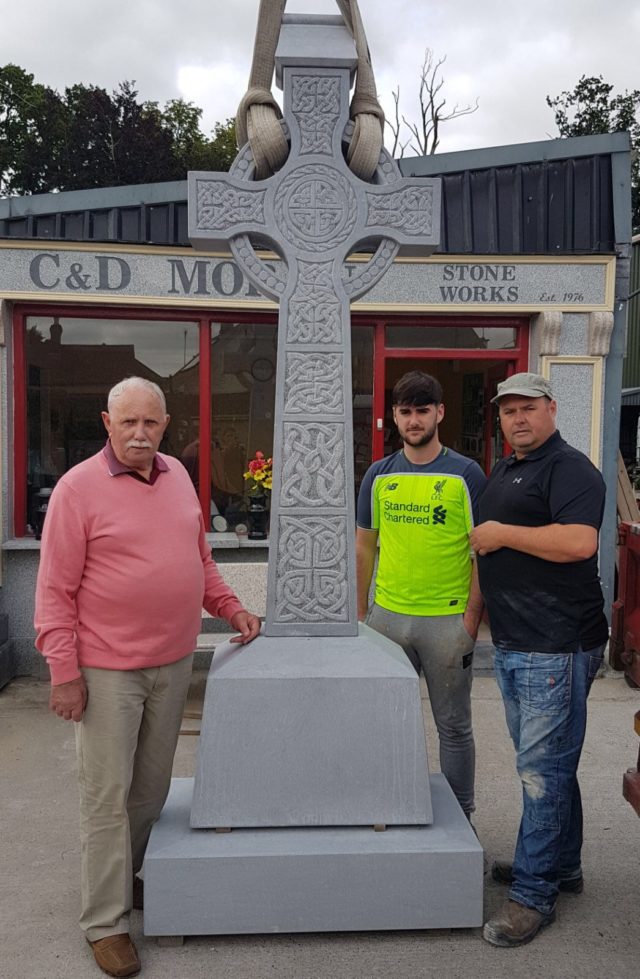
[35,377,261,978]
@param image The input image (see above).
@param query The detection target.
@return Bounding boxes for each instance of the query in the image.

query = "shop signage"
[0,245,613,311]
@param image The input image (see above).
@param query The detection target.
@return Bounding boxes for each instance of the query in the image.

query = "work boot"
[491,859,584,893]
[88,933,141,977]
[483,899,555,947]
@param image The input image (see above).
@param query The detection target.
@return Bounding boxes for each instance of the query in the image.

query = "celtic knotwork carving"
[293,75,341,116]
[274,165,357,252]
[189,61,440,633]
[280,423,346,507]
[275,517,349,622]
[224,124,402,310]
[288,260,342,343]
[196,180,266,231]
[284,353,344,414]
[231,237,286,299]
[344,239,399,299]
[366,187,434,236]
[293,76,340,156]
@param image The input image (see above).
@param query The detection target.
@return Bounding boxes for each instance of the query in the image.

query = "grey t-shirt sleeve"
[356,466,375,529]
[464,461,488,524]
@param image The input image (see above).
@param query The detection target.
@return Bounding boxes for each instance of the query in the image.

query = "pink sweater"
[35,450,244,685]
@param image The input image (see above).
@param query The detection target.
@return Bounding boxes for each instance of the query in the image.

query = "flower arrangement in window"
[243,451,273,498]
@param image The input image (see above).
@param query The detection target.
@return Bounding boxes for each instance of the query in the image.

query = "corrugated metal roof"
[0,132,629,255]
[399,133,629,255]
[622,387,640,406]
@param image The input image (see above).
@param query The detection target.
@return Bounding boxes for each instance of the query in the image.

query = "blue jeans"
[494,644,604,916]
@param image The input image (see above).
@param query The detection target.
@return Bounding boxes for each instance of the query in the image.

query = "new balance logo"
[513,477,523,484]
[386,482,398,490]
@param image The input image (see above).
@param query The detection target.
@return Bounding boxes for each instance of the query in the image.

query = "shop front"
[0,131,631,678]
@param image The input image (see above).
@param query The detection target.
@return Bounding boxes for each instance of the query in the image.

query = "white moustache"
[126,440,152,449]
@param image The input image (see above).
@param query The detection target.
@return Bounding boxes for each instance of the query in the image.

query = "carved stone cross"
[189,14,440,637]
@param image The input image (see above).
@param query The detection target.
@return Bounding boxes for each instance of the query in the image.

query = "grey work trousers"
[367,603,476,816]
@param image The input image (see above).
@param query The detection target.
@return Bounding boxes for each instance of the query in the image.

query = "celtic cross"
[189,14,440,637]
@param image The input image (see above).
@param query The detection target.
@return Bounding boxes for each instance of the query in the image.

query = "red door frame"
[366,315,529,466]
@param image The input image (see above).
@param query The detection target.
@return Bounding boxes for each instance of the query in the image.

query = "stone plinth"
[190,626,432,828]
[145,775,483,937]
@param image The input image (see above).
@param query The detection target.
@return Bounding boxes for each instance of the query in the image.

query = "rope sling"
[235,0,385,180]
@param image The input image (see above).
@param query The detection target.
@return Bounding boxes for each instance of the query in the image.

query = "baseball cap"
[491,372,554,404]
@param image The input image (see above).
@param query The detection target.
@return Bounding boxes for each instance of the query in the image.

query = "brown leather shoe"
[132,876,144,911]
[88,933,141,977]
[483,899,555,947]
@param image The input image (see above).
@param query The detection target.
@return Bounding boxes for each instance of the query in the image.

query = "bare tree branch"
[386,48,479,156]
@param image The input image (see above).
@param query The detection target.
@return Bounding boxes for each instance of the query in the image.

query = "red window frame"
[12,303,277,537]
[12,305,529,536]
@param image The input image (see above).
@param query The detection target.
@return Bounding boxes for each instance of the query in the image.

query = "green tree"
[0,64,66,194]
[206,118,238,171]
[547,75,640,232]
[58,81,182,188]
[0,65,238,196]
[162,101,237,173]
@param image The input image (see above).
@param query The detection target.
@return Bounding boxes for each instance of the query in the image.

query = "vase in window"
[247,492,269,540]
[243,451,273,541]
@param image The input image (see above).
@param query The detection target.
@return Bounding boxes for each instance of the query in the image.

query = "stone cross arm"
[188,16,441,636]
[190,176,270,252]
[361,182,438,257]
[190,170,439,267]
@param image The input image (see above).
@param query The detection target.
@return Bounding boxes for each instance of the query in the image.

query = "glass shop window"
[25,315,199,533]
[385,324,517,350]
[352,324,374,499]
[209,322,278,531]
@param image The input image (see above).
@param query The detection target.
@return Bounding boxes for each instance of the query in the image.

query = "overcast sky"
[3,0,639,157]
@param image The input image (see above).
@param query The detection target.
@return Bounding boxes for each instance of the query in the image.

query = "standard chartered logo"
[382,499,447,526]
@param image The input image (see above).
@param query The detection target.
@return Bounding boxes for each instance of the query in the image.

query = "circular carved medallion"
[274,164,357,252]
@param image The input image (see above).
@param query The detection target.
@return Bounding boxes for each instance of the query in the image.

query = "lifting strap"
[235,0,385,180]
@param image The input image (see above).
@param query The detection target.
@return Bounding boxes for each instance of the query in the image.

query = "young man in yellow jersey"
[356,371,485,818]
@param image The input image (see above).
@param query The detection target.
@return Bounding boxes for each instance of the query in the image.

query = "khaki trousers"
[75,655,193,941]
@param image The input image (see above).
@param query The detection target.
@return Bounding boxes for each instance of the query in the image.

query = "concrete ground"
[1,669,638,979]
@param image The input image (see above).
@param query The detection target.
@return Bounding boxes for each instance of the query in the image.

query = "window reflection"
[22,313,374,536]
[352,325,374,499]
[25,315,199,532]
[210,323,277,531]
[386,324,516,350]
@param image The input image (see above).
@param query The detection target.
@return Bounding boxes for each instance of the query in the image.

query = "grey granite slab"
[190,626,432,828]
[144,774,483,936]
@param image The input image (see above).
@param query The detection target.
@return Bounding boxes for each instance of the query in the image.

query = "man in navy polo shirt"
[471,372,608,948]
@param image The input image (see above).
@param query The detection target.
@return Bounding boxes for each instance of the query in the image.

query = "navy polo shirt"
[477,430,608,654]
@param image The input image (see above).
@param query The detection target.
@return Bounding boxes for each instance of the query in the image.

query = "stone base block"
[144,775,483,936]
[191,626,432,828]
